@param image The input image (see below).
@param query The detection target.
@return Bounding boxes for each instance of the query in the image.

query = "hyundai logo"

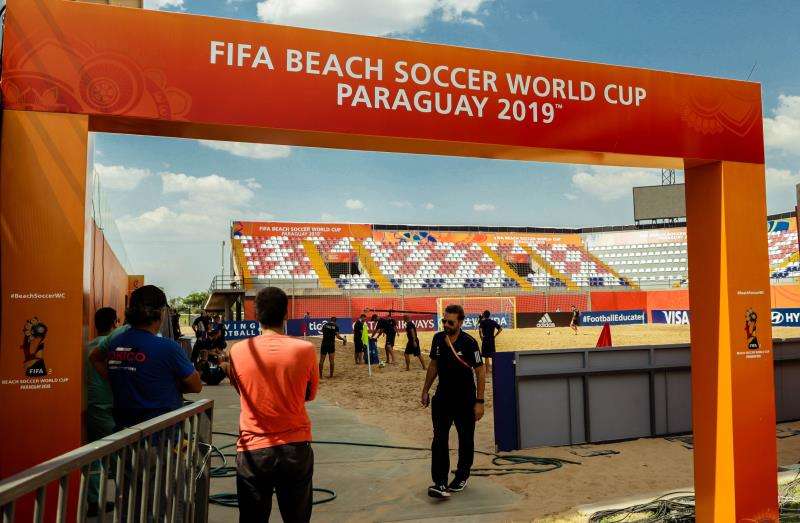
[772,311,784,324]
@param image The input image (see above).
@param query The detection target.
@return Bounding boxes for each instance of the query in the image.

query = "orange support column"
[0,110,92,518]
[685,161,778,521]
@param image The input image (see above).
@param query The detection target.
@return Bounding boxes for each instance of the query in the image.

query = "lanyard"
[444,333,471,369]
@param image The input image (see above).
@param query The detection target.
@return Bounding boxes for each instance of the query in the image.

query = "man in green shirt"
[85,307,118,516]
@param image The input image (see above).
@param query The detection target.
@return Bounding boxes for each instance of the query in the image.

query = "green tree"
[180,291,209,314]
[169,296,187,314]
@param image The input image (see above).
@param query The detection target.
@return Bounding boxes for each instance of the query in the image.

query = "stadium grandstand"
[205,213,800,325]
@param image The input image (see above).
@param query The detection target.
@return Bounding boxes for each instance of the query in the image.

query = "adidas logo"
[537,314,556,328]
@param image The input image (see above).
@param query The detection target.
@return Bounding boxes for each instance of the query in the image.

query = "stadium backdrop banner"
[371,229,582,247]
[233,221,372,239]
[223,320,261,340]
[580,310,647,326]
[517,312,574,329]
[650,308,800,327]
[463,313,513,331]
[771,308,800,327]
[652,309,693,325]
[0,0,776,519]
[363,315,438,334]
[286,318,354,337]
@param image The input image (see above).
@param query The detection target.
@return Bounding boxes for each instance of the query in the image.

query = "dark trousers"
[236,442,314,523]
[431,395,475,485]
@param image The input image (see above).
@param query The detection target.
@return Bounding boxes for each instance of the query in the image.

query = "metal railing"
[208,275,245,291]
[0,400,213,523]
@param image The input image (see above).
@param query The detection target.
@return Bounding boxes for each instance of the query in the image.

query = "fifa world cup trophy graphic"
[745,308,759,350]
[21,317,48,377]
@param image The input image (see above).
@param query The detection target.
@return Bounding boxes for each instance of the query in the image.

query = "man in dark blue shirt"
[353,314,366,364]
[375,313,397,364]
[421,304,485,499]
[319,317,346,378]
[403,315,426,371]
[106,285,202,428]
[478,310,502,373]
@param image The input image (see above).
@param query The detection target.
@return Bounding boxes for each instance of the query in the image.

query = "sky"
[95,0,800,297]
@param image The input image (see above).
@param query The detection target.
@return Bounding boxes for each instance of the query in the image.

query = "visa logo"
[662,310,690,325]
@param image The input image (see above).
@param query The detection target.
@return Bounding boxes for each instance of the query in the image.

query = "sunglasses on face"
[442,319,457,326]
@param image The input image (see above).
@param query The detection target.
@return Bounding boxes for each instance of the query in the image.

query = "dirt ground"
[309,324,800,521]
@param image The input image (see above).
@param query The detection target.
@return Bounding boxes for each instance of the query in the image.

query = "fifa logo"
[745,308,759,350]
[21,317,48,377]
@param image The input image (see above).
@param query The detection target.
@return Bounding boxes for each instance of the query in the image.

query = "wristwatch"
[475,399,485,404]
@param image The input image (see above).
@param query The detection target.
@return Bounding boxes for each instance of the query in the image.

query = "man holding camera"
[420,304,486,499]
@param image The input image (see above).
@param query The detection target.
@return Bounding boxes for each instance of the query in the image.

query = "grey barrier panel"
[588,373,651,441]
[512,340,800,448]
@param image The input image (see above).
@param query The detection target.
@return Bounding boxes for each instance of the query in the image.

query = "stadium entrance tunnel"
[0,0,776,521]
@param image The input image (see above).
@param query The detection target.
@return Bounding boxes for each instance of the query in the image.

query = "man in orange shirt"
[224,287,319,523]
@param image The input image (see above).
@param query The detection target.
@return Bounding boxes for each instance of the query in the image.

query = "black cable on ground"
[206,431,589,508]
[205,437,337,507]
[469,455,581,476]
[568,448,620,458]
[588,491,696,523]
[589,471,800,522]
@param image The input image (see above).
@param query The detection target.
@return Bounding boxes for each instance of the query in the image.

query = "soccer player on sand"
[570,305,580,335]
[373,312,397,364]
[478,310,502,373]
[353,313,367,364]
[403,314,426,371]
[421,304,485,499]
[319,317,346,378]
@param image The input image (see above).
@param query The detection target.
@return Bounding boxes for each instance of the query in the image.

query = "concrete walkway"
[192,385,520,522]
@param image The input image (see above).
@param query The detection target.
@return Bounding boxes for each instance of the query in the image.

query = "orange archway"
[0,0,776,520]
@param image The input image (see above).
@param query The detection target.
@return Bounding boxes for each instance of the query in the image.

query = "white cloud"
[345,199,365,210]
[142,0,183,9]
[424,202,435,210]
[765,95,800,156]
[766,167,800,211]
[119,206,178,231]
[244,178,262,190]
[256,0,490,35]
[473,203,495,212]
[766,167,800,189]
[564,193,578,201]
[570,166,661,202]
[95,163,152,191]
[117,172,271,239]
[389,200,412,208]
[321,213,340,221]
[198,140,291,160]
[162,172,257,208]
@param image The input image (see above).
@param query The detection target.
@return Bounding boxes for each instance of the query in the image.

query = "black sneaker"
[447,478,468,492]
[427,484,451,499]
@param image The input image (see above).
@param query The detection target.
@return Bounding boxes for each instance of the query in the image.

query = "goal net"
[436,296,516,330]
